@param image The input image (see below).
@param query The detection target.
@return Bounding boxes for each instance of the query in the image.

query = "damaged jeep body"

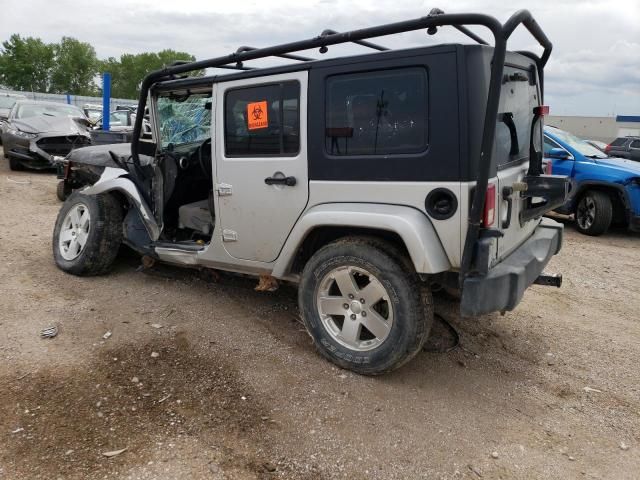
[52,9,569,374]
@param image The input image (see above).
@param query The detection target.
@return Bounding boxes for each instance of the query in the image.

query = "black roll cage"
[130,8,552,283]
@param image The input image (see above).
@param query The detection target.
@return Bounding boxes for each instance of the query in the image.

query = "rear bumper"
[461,217,563,317]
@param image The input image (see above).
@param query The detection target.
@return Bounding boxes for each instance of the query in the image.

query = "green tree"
[0,34,54,92]
[101,50,199,99]
[50,37,99,95]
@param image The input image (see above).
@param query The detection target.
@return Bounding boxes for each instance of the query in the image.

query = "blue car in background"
[544,126,640,236]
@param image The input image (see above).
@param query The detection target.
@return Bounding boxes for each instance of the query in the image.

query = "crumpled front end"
[5,130,91,169]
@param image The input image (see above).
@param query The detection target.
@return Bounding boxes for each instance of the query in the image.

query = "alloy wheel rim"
[59,203,91,261]
[316,265,394,352]
[577,196,596,230]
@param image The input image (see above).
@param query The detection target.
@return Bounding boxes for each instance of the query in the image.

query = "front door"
[214,71,309,262]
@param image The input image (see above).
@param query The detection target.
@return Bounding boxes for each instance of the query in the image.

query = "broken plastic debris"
[583,386,602,393]
[40,326,58,339]
[150,352,160,358]
[158,394,171,403]
[11,427,24,434]
[102,331,112,340]
[151,323,163,329]
[102,448,127,458]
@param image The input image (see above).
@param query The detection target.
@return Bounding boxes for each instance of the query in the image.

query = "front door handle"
[265,176,297,187]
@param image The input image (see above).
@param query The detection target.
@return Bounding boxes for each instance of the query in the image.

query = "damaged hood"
[67,143,153,167]
[11,115,91,135]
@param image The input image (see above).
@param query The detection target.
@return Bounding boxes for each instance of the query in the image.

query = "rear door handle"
[265,176,297,186]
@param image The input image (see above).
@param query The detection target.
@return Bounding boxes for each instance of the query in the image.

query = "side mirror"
[547,147,571,160]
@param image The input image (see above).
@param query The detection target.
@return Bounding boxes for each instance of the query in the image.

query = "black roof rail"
[235,46,315,62]
[131,8,553,287]
[214,64,255,71]
[426,8,489,45]
[319,29,389,52]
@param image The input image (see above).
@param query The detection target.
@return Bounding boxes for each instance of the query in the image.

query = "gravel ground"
[0,155,639,480]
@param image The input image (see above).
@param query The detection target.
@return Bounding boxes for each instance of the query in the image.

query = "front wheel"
[56,180,71,202]
[52,192,123,276]
[575,190,612,236]
[8,156,24,171]
[299,237,432,375]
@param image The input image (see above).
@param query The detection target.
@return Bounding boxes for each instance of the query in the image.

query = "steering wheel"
[197,138,212,180]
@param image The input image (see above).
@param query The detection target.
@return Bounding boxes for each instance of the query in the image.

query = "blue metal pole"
[102,72,111,131]
[66,93,71,104]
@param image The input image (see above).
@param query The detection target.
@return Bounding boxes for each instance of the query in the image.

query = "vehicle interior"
[153,87,214,246]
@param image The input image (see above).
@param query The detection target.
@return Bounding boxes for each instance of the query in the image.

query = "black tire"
[299,236,433,375]
[8,156,24,171]
[56,181,70,202]
[52,192,123,276]
[575,190,612,236]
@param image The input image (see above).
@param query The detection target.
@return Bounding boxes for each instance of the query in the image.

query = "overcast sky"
[1,0,638,116]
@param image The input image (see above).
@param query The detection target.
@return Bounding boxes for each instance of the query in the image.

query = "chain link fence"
[0,89,137,110]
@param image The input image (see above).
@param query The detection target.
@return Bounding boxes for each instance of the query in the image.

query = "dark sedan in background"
[0,92,26,124]
[1,100,92,170]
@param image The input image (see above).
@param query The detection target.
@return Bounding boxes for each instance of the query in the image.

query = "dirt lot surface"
[0,155,639,480]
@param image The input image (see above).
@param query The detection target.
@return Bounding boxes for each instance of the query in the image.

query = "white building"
[546,115,640,143]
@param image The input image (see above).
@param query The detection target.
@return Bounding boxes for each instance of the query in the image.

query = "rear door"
[494,65,542,260]
[214,71,309,262]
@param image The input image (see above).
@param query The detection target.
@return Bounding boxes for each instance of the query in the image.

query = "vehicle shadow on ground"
[112,251,551,388]
[546,212,640,239]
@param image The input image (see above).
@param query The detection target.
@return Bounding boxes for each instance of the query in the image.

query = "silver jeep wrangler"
[52,9,569,374]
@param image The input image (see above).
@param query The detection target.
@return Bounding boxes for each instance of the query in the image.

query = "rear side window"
[630,140,640,149]
[325,67,428,156]
[494,66,539,166]
[610,137,628,147]
[224,81,300,156]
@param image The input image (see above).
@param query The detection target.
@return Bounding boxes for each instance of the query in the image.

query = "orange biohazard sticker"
[247,101,268,130]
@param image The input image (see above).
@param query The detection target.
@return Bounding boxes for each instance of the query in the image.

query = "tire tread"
[576,190,612,236]
[299,236,433,375]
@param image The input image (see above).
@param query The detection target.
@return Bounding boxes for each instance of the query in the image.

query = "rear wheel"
[575,190,612,236]
[299,237,432,375]
[52,192,123,275]
[8,156,24,171]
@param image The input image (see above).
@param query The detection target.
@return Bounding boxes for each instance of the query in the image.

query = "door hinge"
[222,229,238,242]
[216,183,233,196]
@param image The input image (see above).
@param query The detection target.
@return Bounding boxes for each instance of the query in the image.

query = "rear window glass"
[494,66,539,166]
[630,140,640,148]
[325,67,428,156]
[610,137,629,147]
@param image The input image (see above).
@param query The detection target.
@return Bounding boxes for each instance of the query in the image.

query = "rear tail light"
[483,183,496,227]
[604,144,611,154]
[533,105,550,116]
[545,161,552,175]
